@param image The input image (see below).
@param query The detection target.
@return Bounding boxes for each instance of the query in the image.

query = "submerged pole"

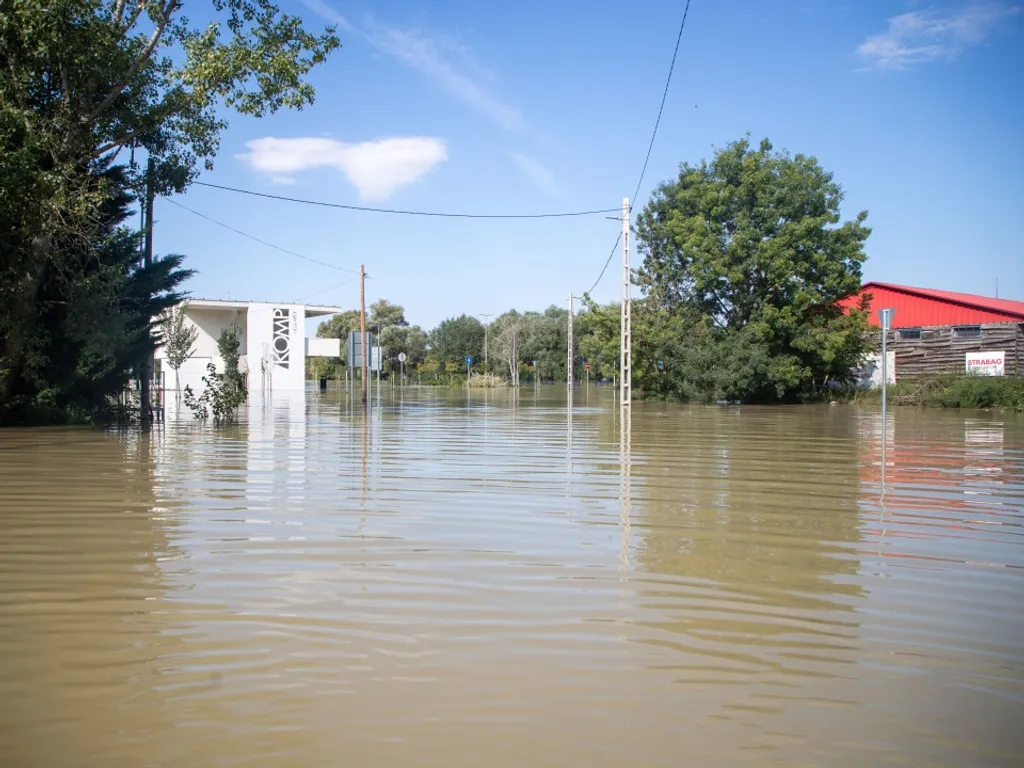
[877,307,895,472]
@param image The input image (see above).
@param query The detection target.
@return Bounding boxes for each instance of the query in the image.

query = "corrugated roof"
[861,282,1024,320]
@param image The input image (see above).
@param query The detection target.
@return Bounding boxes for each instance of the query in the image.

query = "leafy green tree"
[1,0,338,422]
[184,324,245,422]
[521,306,569,383]
[160,301,199,395]
[577,299,620,381]
[489,311,527,384]
[0,162,191,424]
[369,299,408,330]
[216,324,245,399]
[635,137,871,402]
[430,315,484,369]
[380,324,427,373]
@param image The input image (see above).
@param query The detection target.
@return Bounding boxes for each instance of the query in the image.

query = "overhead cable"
[194,181,619,219]
[163,197,359,273]
[584,0,693,295]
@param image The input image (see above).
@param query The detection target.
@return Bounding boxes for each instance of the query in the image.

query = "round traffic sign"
[585,362,591,370]
[465,356,473,365]
[398,352,406,362]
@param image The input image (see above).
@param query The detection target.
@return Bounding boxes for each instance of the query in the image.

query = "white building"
[155,299,342,395]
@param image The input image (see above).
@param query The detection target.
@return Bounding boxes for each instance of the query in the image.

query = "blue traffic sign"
[465,357,473,365]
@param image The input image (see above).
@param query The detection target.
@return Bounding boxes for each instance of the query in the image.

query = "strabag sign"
[965,351,1004,377]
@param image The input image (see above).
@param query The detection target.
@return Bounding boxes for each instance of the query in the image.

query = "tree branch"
[85,0,179,124]
[93,127,140,158]
[60,64,71,110]
[112,0,128,25]
[123,0,148,31]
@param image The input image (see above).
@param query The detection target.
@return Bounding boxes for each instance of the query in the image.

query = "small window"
[896,328,922,341]
[953,326,982,339]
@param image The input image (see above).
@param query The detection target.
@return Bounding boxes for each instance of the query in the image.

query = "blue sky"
[156,0,1024,332]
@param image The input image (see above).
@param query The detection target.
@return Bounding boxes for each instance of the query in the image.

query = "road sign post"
[466,356,473,388]
[877,308,895,474]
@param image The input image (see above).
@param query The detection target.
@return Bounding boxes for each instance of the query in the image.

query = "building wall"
[246,303,307,394]
[886,323,1023,378]
[156,306,247,394]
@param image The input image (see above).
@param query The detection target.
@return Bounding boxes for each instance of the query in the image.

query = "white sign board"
[965,351,1004,377]
[853,351,895,389]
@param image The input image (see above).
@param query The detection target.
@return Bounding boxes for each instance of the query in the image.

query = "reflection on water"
[1,390,1022,766]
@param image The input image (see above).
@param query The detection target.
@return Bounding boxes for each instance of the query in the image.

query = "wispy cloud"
[509,152,561,196]
[237,137,448,200]
[303,0,530,134]
[856,1,1021,70]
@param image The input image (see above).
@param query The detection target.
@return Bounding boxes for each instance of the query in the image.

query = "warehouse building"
[842,283,1024,379]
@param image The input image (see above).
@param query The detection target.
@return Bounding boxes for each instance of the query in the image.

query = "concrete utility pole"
[140,157,155,424]
[360,264,368,406]
[567,293,574,391]
[479,313,493,371]
[620,197,632,410]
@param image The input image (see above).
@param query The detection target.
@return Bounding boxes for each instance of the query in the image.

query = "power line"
[162,197,359,273]
[292,275,359,304]
[631,0,692,206]
[584,231,621,297]
[194,181,620,219]
[584,0,693,295]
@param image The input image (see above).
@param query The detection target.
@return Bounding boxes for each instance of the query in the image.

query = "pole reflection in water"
[619,401,631,574]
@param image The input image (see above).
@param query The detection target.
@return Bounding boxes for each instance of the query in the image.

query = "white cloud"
[237,137,448,200]
[510,152,561,196]
[303,0,530,134]
[857,1,1021,70]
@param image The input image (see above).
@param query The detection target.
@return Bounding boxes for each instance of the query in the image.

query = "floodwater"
[1,388,1022,767]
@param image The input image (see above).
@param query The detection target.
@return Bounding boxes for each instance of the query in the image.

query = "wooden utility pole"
[360,264,368,405]
[140,158,155,423]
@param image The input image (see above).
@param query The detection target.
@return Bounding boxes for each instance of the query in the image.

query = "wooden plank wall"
[886,323,1023,379]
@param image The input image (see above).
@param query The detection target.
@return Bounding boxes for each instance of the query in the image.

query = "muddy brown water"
[1,388,1022,767]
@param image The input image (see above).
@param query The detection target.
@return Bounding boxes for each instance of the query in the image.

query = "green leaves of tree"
[632,137,872,402]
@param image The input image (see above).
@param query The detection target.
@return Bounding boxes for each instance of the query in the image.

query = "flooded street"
[1,389,1022,766]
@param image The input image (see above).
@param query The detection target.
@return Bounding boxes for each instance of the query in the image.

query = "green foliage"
[380,324,427,372]
[577,299,619,381]
[216,324,245,399]
[0,162,191,424]
[1,0,337,423]
[1,0,339,196]
[161,301,198,392]
[634,136,872,402]
[431,315,485,369]
[368,299,408,330]
[488,311,521,382]
[183,363,246,423]
[520,306,570,382]
[183,325,245,422]
[851,375,1024,411]
[467,372,506,389]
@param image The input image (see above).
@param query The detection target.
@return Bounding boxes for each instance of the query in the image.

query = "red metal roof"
[841,282,1024,328]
